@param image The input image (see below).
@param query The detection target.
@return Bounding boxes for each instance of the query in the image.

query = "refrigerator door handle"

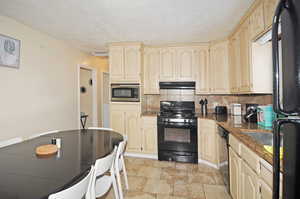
[272,0,294,116]
[273,119,285,199]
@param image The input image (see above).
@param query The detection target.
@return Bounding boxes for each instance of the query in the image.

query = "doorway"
[102,72,110,128]
[79,65,97,128]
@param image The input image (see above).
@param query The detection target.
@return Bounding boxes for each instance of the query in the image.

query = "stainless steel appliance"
[157,101,198,163]
[272,1,300,198]
[217,126,230,192]
[111,84,140,102]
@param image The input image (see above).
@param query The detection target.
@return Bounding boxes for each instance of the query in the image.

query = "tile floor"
[103,157,231,199]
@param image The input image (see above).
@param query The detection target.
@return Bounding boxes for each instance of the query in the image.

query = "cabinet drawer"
[229,135,241,155]
[241,144,260,173]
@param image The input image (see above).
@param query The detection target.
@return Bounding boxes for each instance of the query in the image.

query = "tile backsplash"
[143,93,272,114]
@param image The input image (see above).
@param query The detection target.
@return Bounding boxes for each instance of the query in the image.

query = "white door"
[80,68,93,128]
[102,72,110,128]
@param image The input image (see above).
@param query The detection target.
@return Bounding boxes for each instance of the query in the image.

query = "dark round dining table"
[0,129,123,199]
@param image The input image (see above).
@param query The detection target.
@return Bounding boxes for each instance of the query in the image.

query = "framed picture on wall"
[0,34,20,68]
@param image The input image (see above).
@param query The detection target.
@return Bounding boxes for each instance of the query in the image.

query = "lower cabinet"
[198,119,218,165]
[141,116,157,154]
[110,104,157,155]
[229,148,241,199]
[240,160,259,199]
[110,103,141,153]
[229,134,282,199]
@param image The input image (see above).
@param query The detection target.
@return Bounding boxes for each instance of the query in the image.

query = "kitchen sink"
[241,132,283,146]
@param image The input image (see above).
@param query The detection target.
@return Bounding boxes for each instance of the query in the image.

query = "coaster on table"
[36,144,58,157]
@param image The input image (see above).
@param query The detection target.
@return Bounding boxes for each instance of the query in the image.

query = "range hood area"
[159,82,196,90]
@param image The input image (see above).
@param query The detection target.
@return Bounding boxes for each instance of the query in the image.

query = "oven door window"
[112,88,133,98]
[164,128,191,143]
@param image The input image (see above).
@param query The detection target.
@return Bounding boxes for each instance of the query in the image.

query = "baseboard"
[124,152,158,160]
[124,153,219,169]
[198,159,219,169]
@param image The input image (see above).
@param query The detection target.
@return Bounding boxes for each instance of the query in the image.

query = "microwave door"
[272,0,300,116]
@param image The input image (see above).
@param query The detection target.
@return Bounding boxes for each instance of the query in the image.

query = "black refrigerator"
[272,0,300,198]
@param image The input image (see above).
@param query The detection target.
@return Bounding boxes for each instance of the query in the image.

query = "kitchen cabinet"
[194,47,210,94]
[198,119,218,165]
[109,46,124,81]
[142,116,157,154]
[210,41,230,94]
[159,45,209,83]
[176,47,194,81]
[143,48,160,94]
[264,0,279,29]
[229,34,241,93]
[229,147,241,199]
[109,43,141,83]
[160,48,176,81]
[258,179,273,199]
[250,2,265,40]
[239,19,252,93]
[240,160,259,199]
[110,103,141,153]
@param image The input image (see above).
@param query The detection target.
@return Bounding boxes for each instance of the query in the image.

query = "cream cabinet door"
[240,161,259,199]
[210,41,230,94]
[110,109,125,136]
[229,35,241,93]
[142,117,157,154]
[264,0,278,29]
[250,2,265,40]
[239,19,252,93]
[125,110,142,153]
[109,46,124,82]
[124,46,141,82]
[160,48,176,81]
[258,180,273,199]
[144,48,160,94]
[195,47,210,94]
[176,48,194,81]
[199,119,218,164]
[229,148,241,199]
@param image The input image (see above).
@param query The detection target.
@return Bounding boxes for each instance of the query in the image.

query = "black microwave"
[111,84,140,102]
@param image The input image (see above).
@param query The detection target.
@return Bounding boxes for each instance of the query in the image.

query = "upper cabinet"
[210,41,230,94]
[249,2,265,40]
[176,47,194,81]
[109,43,142,83]
[264,0,279,29]
[160,48,177,81]
[143,45,209,91]
[194,46,210,94]
[143,47,160,94]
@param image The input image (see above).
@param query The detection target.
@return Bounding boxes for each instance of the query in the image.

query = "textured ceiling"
[0,0,254,53]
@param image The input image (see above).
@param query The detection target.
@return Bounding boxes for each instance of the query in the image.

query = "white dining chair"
[86,147,119,199]
[115,137,129,199]
[88,127,114,131]
[0,137,23,148]
[28,130,59,140]
[48,166,94,199]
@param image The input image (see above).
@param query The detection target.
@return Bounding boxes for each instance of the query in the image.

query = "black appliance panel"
[273,0,300,115]
[159,82,195,90]
[158,124,197,153]
[273,119,300,199]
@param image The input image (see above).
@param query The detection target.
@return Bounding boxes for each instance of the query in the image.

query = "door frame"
[101,72,110,127]
[77,64,98,128]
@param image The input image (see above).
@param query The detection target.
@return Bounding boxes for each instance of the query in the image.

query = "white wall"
[0,15,91,141]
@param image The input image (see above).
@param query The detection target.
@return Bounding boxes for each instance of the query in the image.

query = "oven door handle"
[159,124,196,129]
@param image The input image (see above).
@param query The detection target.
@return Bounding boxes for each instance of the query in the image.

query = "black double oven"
[157,101,198,163]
